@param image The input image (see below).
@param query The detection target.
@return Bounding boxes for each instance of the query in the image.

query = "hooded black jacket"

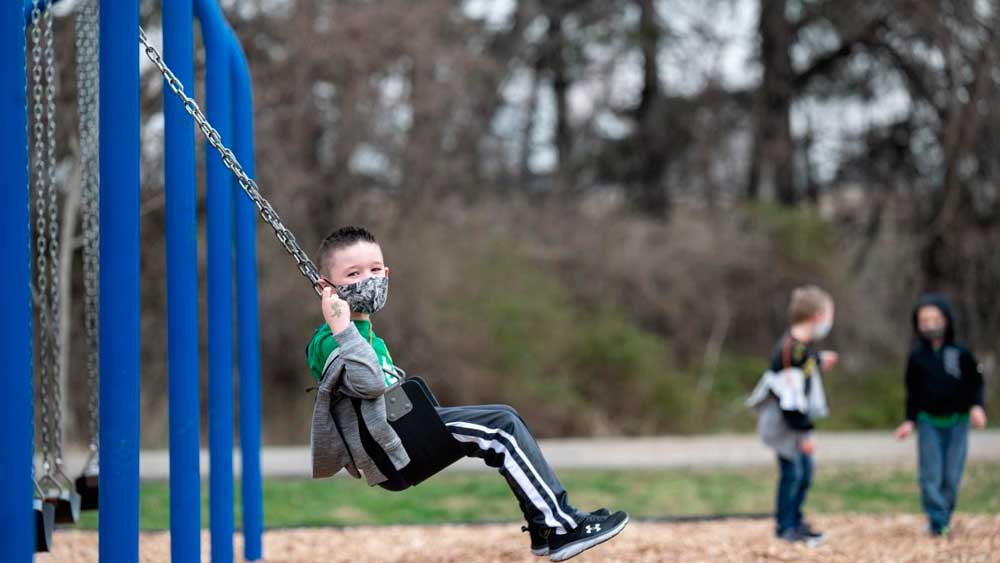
[904,293,985,421]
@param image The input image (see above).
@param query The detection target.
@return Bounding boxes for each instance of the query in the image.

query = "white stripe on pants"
[438,405,580,533]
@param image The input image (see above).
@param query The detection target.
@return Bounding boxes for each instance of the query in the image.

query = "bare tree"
[747,0,887,205]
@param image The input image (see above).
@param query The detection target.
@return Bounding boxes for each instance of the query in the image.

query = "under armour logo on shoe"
[585,524,601,534]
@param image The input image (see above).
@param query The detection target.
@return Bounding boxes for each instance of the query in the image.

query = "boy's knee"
[782,464,805,486]
[485,404,522,425]
[491,408,528,435]
[499,408,522,427]
[799,472,812,488]
[784,471,802,489]
[494,404,520,417]
[800,464,814,483]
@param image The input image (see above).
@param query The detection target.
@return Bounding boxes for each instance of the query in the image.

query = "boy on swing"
[305,226,629,561]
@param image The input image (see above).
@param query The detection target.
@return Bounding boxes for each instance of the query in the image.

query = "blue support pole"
[230,32,264,561]
[99,0,141,561]
[0,3,34,562]
[163,1,202,561]
[194,0,235,560]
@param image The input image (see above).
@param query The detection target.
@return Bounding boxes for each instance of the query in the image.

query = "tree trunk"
[543,11,572,190]
[747,0,796,205]
[402,52,438,194]
[636,0,659,121]
[519,66,541,183]
[920,45,993,290]
[630,0,670,217]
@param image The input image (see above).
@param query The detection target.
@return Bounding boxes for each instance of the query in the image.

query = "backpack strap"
[782,334,794,370]
[780,335,799,398]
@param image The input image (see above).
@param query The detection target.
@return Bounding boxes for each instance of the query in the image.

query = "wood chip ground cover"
[38,514,999,562]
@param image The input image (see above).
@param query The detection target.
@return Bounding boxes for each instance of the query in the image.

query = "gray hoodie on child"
[746,365,828,460]
[309,323,410,485]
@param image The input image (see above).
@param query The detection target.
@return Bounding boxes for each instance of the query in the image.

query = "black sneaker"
[547,510,629,562]
[798,521,825,542]
[777,528,804,543]
[522,523,551,557]
[778,527,820,547]
[929,525,950,537]
[523,509,610,557]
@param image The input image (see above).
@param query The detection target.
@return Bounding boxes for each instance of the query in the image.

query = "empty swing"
[138,28,464,487]
[27,4,58,552]
[29,0,80,535]
[33,479,55,553]
[73,0,101,512]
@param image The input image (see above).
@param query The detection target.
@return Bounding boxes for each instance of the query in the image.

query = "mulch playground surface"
[39,514,999,562]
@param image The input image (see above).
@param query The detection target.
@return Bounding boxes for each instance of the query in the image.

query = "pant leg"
[917,419,949,532]
[436,404,583,534]
[775,455,802,534]
[941,420,969,527]
[792,453,814,529]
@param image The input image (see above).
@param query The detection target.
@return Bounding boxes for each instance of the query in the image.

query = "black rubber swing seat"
[34,498,55,553]
[45,486,82,525]
[75,470,99,511]
[350,377,464,491]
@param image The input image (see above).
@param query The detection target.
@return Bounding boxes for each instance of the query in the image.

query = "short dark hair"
[318,226,378,276]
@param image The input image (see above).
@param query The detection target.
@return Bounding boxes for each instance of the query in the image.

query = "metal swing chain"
[137,27,325,294]
[30,0,54,476]
[42,0,67,475]
[75,0,100,466]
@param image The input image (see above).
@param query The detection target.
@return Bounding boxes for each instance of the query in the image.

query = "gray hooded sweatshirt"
[746,366,829,460]
[310,323,410,485]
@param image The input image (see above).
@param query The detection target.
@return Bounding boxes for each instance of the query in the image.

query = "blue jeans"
[776,453,813,534]
[917,418,969,532]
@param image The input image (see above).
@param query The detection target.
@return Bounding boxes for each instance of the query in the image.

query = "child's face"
[917,305,947,334]
[808,301,835,340]
[324,241,388,287]
[817,302,835,327]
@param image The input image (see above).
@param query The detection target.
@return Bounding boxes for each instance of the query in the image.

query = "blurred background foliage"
[38,0,1000,445]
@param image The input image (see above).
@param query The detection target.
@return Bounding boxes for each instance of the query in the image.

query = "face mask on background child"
[336,276,389,314]
[920,327,946,341]
[813,321,832,340]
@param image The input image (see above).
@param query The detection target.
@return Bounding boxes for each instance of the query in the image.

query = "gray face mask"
[920,327,946,341]
[336,276,389,315]
[813,321,832,340]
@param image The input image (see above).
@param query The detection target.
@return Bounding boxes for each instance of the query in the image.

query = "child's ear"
[384,266,390,278]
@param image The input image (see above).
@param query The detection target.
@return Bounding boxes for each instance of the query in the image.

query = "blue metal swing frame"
[1,1,264,561]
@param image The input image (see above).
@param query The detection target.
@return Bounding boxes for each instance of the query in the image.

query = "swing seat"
[75,470,99,511]
[34,498,54,553]
[380,377,464,489]
[45,487,81,525]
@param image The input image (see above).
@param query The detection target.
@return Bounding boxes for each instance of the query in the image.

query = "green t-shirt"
[306,320,400,387]
[918,411,970,428]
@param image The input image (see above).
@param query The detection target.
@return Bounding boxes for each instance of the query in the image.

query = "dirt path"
[39,514,1000,562]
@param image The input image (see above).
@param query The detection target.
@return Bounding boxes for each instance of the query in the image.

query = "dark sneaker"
[778,527,820,547]
[523,509,610,557]
[777,528,804,543]
[798,521,825,542]
[547,510,629,562]
[522,523,551,556]
[930,525,950,538]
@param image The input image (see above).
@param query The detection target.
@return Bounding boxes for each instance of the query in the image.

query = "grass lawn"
[74,462,1000,530]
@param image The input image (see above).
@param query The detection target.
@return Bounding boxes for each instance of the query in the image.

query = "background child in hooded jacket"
[893,293,987,536]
